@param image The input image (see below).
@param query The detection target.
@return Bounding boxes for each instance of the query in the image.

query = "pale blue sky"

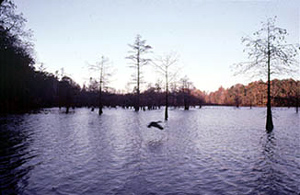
[15,0,299,92]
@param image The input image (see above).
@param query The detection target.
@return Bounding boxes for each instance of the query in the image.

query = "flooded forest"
[1,0,299,194]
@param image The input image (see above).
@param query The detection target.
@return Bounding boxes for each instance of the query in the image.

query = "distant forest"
[0,0,299,114]
[0,61,299,114]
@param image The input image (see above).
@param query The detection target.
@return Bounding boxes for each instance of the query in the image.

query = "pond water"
[0,107,299,194]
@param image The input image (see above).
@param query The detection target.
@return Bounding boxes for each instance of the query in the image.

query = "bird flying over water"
[147,121,164,130]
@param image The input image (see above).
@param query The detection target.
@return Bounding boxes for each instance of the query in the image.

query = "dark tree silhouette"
[58,76,80,113]
[180,76,193,110]
[89,56,112,115]
[0,0,35,113]
[234,17,298,132]
[126,34,152,111]
[152,52,179,120]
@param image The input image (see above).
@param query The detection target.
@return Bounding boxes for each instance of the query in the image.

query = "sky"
[14,0,299,92]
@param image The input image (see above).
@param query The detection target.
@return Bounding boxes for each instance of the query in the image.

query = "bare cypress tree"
[89,56,111,115]
[126,34,152,111]
[152,52,179,120]
[234,17,298,132]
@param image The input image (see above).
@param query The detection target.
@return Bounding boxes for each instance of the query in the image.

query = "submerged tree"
[152,52,179,120]
[58,76,77,113]
[234,17,298,132]
[126,34,152,111]
[89,56,112,115]
[180,76,193,110]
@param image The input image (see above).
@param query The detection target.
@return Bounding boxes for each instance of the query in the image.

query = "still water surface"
[0,107,299,194]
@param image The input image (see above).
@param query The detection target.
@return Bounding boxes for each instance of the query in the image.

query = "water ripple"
[0,107,299,194]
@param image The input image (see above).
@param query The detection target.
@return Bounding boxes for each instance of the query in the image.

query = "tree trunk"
[98,88,103,115]
[266,31,274,132]
[266,98,273,132]
[184,97,189,110]
[165,88,168,120]
[135,89,140,112]
[99,63,103,115]
[184,90,189,110]
[135,51,140,112]
[164,72,169,120]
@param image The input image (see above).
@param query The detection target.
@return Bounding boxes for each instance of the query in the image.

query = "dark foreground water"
[0,107,299,195]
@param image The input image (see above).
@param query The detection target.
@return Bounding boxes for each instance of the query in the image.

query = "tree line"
[204,79,299,108]
[0,0,299,123]
[81,78,300,111]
